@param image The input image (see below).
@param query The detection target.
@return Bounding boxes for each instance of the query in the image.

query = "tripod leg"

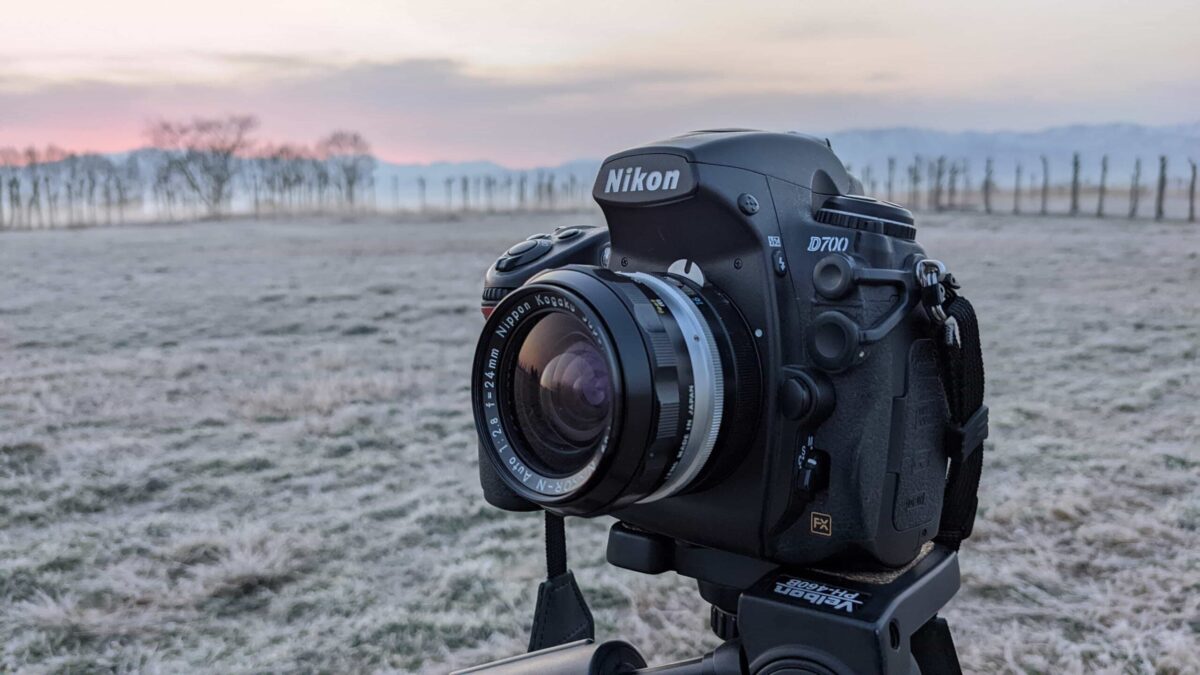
[910,616,962,675]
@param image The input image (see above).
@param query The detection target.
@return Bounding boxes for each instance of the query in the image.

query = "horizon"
[7,119,1200,171]
[3,1,1198,166]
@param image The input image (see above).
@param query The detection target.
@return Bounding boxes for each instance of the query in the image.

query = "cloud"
[1,57,1197,166]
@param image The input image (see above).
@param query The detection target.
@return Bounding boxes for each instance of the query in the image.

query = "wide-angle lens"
[472,267,760,515]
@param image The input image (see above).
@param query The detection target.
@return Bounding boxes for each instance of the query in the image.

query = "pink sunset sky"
[2,0,1198,166]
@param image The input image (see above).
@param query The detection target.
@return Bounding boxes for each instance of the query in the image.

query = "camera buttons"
[555,228,583,241]
[737,192,759,215]
[779,369,834,424]
[526,233,552,240]
[779,378,812,420]
[506,240,538,256]
[496,238,553,272]
[772,250,788,276]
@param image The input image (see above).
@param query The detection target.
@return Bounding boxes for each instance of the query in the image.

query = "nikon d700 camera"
[471,130,982,568]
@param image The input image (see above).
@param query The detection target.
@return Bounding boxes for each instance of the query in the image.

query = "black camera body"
[473,130,952,568]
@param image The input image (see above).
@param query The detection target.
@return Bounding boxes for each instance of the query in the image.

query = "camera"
[471,130,957,568]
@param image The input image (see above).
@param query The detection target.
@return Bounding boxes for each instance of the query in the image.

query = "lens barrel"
[472,266,759,515]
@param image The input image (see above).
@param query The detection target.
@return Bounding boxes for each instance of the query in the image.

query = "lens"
[472,267,761,515]
[510,312,614,475]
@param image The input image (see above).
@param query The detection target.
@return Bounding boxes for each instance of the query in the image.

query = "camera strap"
[527,512,595,652]
[919,262,988,551]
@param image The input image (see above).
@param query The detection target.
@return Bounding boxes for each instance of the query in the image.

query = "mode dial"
[814,194,916,241]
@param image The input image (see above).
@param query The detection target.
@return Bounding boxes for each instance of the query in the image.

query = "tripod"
[455,523,963,675]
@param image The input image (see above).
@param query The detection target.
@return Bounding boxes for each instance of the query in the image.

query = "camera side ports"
[812,254,856,300]
[808,312,863,372]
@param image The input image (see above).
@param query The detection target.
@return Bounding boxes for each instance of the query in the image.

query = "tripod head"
[454,523,963,675]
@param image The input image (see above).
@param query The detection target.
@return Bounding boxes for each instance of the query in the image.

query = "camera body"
[474,130,951,567]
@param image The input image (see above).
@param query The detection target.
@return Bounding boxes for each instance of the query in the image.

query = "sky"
[1,0,1198,166]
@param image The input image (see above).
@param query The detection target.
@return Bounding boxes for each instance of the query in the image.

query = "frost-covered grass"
[0,213,1197,673]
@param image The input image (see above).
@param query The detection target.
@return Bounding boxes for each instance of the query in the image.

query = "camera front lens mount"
[623,272,723,503]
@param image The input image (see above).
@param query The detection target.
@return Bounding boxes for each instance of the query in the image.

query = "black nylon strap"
[528,512,594,652]
[544,511,568,579]
[934,294,987,550]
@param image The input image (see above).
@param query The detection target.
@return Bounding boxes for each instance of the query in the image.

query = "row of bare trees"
[855,154,1198,221]
[8,122,1196,228]
[390,172,592,214]
[148,116,377,221]
[0,115,379,229]
[0,148,141,228]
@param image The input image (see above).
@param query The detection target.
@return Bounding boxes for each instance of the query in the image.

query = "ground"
[0,212,1197,674]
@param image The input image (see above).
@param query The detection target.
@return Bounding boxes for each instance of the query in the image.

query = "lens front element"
[511,312,614,475]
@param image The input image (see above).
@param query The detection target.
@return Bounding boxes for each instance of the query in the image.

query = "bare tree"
[908,157,922,210]
[1097,155,1108,218]
[316,130,375,211]
[1039,156,1049,215]
[1155,155,1167,221]
[947,161,959,209]
[0,147,19,228]
[1189,159,1197,223]
[962,161,973,209]
[983,158,994,214]
[930,157,945,211]
[886,157,896,203]
[148,115,258,218]
[22,148,45,227]
[1069,152,1081,216]
[1013,163,1022,215]
[1129,158,1142,219]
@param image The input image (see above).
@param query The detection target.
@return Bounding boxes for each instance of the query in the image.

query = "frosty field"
[1,212,1197,674]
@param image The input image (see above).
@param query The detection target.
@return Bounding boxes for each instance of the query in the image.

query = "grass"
[0,212,1197,673]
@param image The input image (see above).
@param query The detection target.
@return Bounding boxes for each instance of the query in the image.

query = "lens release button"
[780,378,812,420]
[779,368,835,425]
